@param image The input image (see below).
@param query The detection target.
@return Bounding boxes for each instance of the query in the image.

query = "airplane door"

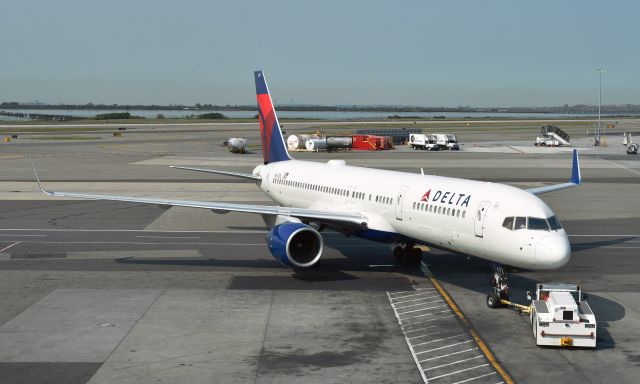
[395,185,410,220]
[474,201,491,237]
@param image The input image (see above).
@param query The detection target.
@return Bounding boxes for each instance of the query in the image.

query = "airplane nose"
[536,234,571,269]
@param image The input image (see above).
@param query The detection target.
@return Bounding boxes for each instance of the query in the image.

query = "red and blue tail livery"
[255,70,291,164]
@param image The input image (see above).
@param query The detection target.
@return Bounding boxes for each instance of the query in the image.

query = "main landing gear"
[392,243,423,264]
[487,264,509,308]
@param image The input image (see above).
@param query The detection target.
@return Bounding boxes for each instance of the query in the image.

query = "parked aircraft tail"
[255,70,291,164]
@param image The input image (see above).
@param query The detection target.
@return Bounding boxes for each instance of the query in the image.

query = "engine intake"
[266,222,323,268]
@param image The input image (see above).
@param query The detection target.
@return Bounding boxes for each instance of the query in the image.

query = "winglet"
[27,155,54,196]
[571,149,581,185]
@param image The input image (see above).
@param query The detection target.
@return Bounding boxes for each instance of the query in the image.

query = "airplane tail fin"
[254,70,292,164]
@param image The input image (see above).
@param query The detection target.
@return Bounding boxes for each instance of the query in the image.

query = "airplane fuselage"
[254,159,571,270]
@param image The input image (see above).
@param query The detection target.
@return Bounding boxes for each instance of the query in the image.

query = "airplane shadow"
[570,236,636,252]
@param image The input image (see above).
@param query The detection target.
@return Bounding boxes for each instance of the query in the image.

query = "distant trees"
[156,113,165,119]
[197,112,226,119]
[95,112,144,120]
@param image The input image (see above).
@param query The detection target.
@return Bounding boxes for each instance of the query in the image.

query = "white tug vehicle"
[487,270,596,348]
[528,283,596,348]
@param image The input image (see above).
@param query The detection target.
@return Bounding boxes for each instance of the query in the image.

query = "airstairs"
[540,125,571,146]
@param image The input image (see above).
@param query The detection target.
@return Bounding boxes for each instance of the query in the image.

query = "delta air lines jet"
[31,71,581,270]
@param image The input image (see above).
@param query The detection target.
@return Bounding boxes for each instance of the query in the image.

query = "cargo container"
[352,135,388,150]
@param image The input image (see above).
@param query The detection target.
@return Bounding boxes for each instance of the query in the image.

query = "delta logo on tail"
[254,71,291,164]
[419,189,471,207]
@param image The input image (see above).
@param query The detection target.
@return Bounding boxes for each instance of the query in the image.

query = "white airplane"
[31,70,581,271]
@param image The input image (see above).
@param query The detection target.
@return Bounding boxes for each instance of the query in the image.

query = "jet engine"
[266,222,323,268]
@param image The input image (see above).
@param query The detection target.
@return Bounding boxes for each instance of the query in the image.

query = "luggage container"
[352,135,384,150]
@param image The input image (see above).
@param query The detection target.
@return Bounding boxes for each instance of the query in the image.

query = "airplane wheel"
[487,293,502,308]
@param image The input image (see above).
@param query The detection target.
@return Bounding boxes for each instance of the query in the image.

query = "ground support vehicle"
[486,270,596,348]
[535,125,570,147]
[529,283,596,348]
[408,134,439,150]
[434,134,460,150]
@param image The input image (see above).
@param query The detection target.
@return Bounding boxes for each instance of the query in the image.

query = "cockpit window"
[514,217,526,230]
[502,217,514,230]
[548,216,563,230]
[528,217,550,231]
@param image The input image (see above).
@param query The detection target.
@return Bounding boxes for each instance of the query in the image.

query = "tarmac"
[0,120,639,383]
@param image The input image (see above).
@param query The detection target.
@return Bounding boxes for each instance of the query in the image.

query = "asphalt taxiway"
[0,120,639,383]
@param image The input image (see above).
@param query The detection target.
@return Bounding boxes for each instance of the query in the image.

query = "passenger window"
[528,217,550,231]
[514,217,526,230]
[462,211,466,219]
[502,217,514,230]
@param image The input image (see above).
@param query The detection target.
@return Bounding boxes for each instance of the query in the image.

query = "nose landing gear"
[392,243,423,264]
[487,265,509,308]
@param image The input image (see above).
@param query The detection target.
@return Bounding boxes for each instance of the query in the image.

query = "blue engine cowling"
[266,222,323,268]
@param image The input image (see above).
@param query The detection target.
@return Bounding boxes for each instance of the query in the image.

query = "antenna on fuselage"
[420,168,424,175]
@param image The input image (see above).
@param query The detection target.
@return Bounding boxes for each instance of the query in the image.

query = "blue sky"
[1,0,638,106]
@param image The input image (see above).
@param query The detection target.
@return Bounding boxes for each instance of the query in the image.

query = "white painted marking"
[412,333,467,347]
[386,292,430,384]
[395,299,444,310]
[4,241,264,246]
[408,330,446,340]
[393,294,441,305]
[605,159,640,176]
[424,355,484,371]
[569,234,640,237]
[391,291,439,299]
[0,234,47,237]
[405,314,456,326]
[402,324,441,333]
[369,264,394,267]
[398,304,448,315]
[451,372,497,384]
[573,245,640,249]
[0,241,21,253]
[419,348,478,363]
[415,340,473,355]
[402,309,451,320]
[135,235,201,239]
[415,287,437,291]
[0,228,268,233]
[429,364,489,381]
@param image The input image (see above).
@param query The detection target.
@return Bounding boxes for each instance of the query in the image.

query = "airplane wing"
[29,158,367,228]
[526,149,582,195]
[170,166,261,181]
